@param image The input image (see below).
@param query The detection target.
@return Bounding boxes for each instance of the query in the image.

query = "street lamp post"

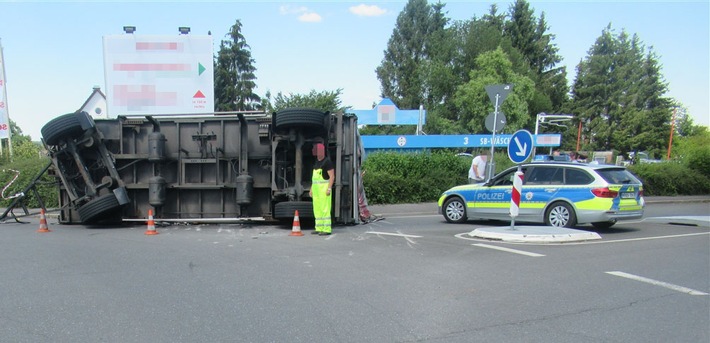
[534,113,574,156]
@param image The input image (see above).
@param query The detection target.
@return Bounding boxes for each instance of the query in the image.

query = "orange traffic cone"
[289,210,303,236]
[37,208,51,233]
[144,209,159,235]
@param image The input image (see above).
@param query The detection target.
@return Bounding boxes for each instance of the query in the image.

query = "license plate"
[620,192,636,199]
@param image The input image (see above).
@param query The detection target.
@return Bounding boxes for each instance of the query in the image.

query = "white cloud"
[349,4,387,17]
[279,5,308,15]
[298,12,322,23]
[279,4,322,23]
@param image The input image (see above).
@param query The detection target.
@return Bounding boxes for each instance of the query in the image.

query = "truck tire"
[78,193,123,224]
[41,112,90,146]
[274,201,314,220]
[274,108,327,133]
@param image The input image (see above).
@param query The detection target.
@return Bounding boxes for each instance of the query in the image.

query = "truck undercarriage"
[37,109,363,225]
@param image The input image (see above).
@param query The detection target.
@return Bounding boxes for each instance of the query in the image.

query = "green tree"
[425,6,526,135]
[674,126,710,177]
[570,26,672,156]
[505,0,567,113]
[452,47,535,133]
[376,0,448,110]
[671,105,704,137]
[0,120,41,163]
[214,20,261,111]
[270,89,345,113]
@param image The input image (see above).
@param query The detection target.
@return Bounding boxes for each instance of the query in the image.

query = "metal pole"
[667,107,676,160]
[576,121,582,153]
[487,94,499,181]
[417,104,423,135]
[0,38,8,159]
[533,113,541,157]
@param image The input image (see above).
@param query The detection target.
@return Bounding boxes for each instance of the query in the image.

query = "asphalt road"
[0,198,707,342]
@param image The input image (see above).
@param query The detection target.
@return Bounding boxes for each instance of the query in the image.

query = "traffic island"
[468,226,602,243]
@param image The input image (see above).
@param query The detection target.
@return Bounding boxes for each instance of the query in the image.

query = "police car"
[438,162,645,228]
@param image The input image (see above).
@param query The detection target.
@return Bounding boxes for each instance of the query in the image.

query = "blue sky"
[0,0,708,140]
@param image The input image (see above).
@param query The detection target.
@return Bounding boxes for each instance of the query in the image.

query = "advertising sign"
[0,39,11,139]
[103,34,214,116]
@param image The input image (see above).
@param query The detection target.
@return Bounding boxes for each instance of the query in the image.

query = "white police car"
[438,162,645,228]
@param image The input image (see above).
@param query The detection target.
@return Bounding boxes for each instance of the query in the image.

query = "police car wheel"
[545,202,577,228]
[443,197,466,223]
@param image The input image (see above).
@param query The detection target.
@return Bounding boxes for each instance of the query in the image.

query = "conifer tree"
[214,20,261,111]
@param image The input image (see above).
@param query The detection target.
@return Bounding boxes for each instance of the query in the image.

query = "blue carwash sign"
[361,133,559,149]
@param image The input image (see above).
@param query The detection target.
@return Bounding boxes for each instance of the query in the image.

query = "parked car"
[437,162,645,228]
[630,151,662,164]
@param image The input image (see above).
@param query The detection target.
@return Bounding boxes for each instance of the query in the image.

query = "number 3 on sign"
[463,137,469,145]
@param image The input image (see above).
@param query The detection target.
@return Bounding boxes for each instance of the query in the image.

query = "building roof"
[78,86,106,112]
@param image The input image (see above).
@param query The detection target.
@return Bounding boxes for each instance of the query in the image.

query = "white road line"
[473,243,545,257]
[366,231,422,238]
[380,214,439,219]
[475,232,710,246]
[606,271,708,296]
[584,232,710,245]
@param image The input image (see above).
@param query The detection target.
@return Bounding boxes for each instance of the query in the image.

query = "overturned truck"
[41,108,363,225]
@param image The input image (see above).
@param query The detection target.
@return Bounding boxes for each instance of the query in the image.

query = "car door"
[521,166,563,219]
[472,167,523,220]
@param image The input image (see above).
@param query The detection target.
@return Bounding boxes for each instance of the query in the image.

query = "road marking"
[379,214,439,219]
[473,243,545,257]
[606,271,708,296]
[366,231,422,238]
[463,232,710,246]
[582,232,710,245]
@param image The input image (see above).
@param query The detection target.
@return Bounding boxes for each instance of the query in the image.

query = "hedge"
[0,157,59,209]
[363,151,709,204]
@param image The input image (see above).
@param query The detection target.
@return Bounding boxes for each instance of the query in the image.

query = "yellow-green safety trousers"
[312,168,332,233]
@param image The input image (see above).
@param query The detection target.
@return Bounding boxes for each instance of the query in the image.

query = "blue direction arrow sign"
[508,129,533,164]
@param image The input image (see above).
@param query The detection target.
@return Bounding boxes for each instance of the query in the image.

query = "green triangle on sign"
[198,63,206,76]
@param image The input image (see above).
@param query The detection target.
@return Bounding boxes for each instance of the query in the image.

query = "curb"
[468,226,602,243]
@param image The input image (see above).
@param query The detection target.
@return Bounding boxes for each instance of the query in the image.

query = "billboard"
[0,39,11,139]
[103,34,214,116]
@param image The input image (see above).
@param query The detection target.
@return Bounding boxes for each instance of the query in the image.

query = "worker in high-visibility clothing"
[309,142,335,235]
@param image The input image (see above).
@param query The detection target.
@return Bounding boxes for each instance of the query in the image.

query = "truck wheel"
[274,108,327,133]
[41,112,91,146]
[78,193,123,224]
[274,201,314,220]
